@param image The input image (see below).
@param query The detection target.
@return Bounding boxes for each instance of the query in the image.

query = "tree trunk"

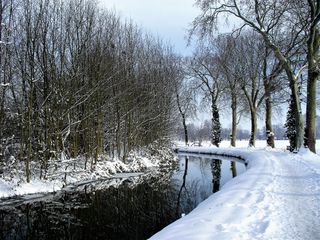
[211,96,221,147]
[305,69,318,153]
[305,28,319,153]
[231,94,237,147]
[182,113,189,146]
[289,74,304,151]
[249,108,257,147]
[175,88,189,146]
[262,49,275,148]
[265,87,275,148]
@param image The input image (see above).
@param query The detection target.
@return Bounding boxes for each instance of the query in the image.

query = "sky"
[98,0,217,125]
[99,0,199,55]
[98,0,286,130]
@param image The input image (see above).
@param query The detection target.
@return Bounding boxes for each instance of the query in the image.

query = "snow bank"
[0,143,177,199]
[176,139,320,153]
[151,146,320,240]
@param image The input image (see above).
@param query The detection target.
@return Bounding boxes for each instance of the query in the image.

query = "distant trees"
[0,0,181,181]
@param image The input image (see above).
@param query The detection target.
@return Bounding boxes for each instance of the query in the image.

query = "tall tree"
[189,46,223,147]
[302,0,320,152]
[215,35,242,147]
[174,58,196,146]
[235,32,266,147]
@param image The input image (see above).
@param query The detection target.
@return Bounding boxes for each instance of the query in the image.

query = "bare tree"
[0,0,182,181]
[215,35,243,147]
[234,32,266,146]
[301,1,320,153]
[191,0,307,151]
[189,46,223,147]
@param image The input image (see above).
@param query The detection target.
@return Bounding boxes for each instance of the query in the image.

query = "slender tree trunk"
[230,94,237,176]
[182,113,188,146]
[116,108,121,159]
[265,98,275,148]
[211,96,221,147]
[249,108,257,147]
[175,88,189,146]
[231,94,237,147]
[264,86,275,148]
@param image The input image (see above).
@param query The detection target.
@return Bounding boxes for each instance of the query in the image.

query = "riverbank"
[151,146,320,240]
[0,142,177,199]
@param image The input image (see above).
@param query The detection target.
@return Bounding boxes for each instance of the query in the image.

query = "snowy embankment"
[151,146,320,240]
[0,143,176,199]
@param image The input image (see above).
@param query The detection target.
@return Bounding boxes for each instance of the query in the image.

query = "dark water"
[0,155,245,240]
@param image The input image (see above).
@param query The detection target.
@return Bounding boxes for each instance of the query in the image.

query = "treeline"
[176,122,294,143]
[0,0,179,181]
[176,0,320,153]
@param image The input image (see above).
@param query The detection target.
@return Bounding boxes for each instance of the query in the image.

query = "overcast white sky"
[98,1,287,130]
[99,0,199,55]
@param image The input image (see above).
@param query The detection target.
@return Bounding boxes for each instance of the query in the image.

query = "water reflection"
[0,155,246,240]
[173,155,245,215]
[211,160,222,193]
[0,177,178,240]
[176,156,188,217]
[231,161,237,178]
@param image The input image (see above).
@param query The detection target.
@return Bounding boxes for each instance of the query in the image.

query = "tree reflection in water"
[175,156,189,217]
[0,173,179,240]
[211,159,222,193]
[0,156,245,240]
[231,161,237,178]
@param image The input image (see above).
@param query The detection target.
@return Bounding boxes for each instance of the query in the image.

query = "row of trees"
[176,0,319,153]
[176,122,299,144]
[0,0,180,181]
[187,32,287,148]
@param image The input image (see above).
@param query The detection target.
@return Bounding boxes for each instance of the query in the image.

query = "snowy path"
[150,147,320,240]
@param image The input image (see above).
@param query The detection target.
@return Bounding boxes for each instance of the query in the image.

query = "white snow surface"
[151,145,320,240]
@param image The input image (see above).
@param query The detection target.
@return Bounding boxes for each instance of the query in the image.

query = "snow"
[0,144,176,199]
[0,83,10,87]
[151,144,320,240]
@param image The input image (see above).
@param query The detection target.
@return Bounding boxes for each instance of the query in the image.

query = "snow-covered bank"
[151,146,320,240]
[177,139,320,153]
[0,143,177,199]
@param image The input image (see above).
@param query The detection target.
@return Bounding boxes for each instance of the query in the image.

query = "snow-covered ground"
[151,143,320,240]
[0,143,176,199]
[185,139,320,153]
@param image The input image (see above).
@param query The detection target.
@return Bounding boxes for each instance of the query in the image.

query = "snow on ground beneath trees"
[151,141,320,240]
[0,143,176,199]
